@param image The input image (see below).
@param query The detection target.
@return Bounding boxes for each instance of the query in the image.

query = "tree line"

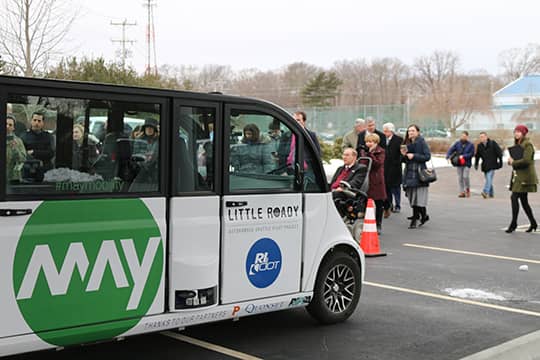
[1,1,540,134]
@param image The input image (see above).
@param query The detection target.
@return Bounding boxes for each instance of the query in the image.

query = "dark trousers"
[374,199,384,226]
[510,192,537,226]
[384,184,401,210]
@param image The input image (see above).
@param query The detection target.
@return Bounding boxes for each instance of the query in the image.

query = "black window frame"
[0,87,7,202]
[2,84,169,201]
[223,103,307,195]
[171,98,222,197]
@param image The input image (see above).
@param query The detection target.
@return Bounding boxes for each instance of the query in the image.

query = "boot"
[419,207,430,227]
[408,207,419,229]
[466,188,471,198]
[505,222,517,233]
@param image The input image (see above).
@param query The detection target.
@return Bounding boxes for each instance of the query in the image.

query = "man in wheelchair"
[330,148,368,222]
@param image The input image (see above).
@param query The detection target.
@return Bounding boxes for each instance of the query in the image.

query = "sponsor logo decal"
[12,199,163,346]
[245,238,282,288]
[244,302,285,314]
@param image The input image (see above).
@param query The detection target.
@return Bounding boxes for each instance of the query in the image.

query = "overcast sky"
[70,0,540,75]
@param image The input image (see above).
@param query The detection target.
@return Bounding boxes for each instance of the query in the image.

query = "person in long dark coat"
[401,124,431,229]
[382,122,403,216]
[359,133,386,234]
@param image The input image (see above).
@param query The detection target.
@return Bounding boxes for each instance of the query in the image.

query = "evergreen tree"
[301,71,343,107]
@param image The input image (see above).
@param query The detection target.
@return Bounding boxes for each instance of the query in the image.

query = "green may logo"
[16,237,161,310]
[13,199,163,346]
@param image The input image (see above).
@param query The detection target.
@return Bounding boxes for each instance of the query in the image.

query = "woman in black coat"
[401,124,432,229]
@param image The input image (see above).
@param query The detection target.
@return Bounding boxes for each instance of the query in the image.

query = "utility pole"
[110,19,137,70]
[143,0,158,76]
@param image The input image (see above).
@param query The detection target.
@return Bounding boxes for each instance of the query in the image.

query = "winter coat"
[6,134,27,181]
[357,129,387,153]
[21,129,55,170]
[384,134,403,187]
[230,142,274,174]
[402,136,431,189]
[72,139,99,171]
[342,129,358,150]
[510,137,538,193]
[359,145,387,200]
[447,140,475,168]
[306,129,321,155]
[474,139,503,172]
[330,162,367,191]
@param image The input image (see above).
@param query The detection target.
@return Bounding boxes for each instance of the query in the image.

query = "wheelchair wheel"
[352,220,363,242]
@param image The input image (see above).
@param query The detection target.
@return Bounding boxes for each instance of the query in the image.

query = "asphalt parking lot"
[8,164,540,360]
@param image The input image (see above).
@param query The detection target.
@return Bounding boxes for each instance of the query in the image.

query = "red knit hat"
[514,124,529,136]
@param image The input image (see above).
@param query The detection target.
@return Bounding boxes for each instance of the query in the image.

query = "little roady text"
[228,205,300,222]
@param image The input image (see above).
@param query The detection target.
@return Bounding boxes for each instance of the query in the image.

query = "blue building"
[461,74,540,131]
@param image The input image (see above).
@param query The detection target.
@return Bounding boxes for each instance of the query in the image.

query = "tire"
[306,250,361,324]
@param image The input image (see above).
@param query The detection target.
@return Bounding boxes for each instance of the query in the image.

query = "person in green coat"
[506,124,538,233]
[6,115,27,183]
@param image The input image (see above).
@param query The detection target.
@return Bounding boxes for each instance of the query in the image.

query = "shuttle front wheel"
[307,250,361,324]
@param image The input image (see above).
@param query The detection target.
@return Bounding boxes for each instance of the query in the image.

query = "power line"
[110,19,137,70]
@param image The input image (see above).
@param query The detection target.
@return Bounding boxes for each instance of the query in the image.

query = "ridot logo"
[245,238,282,288]
[12,199,163,346]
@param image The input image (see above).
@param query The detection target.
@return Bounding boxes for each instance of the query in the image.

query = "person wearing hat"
[506,124,538,233]
[136,118,160,162]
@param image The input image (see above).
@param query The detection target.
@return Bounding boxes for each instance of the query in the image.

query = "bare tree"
[498,43,540,83]
[333,59,371,105]
[412,51,491,133]
[0,0,77,76]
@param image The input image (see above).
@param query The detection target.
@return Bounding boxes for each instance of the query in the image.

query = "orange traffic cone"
[359,199,386,257]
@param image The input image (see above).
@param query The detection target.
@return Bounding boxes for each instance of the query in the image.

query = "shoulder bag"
[418,159,437,183]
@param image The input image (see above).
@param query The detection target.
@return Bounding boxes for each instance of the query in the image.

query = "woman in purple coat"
[359,133,387,234]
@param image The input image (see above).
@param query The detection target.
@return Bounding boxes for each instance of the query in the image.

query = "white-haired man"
[382,122,403,217]
[342,118,365,150]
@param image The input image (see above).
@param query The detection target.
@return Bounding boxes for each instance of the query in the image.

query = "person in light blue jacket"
[446,131,475,198]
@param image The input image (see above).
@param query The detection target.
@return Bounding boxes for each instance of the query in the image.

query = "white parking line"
[365,281,540,317]
[161,331,263,360]
[403,243,540,264]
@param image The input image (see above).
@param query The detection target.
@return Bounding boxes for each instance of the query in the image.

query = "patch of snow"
[519,265,529,271]
[444,288,507,301]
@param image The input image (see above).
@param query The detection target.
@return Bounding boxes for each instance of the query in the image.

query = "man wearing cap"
[342,118,365,151]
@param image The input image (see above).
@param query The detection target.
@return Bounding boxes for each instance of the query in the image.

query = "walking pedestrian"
[474,132,503,198]
[446,131,475,197]
[382,122,403,217]
[401,125,431,229]
[358,133,386,234]
[505,125,538,233]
